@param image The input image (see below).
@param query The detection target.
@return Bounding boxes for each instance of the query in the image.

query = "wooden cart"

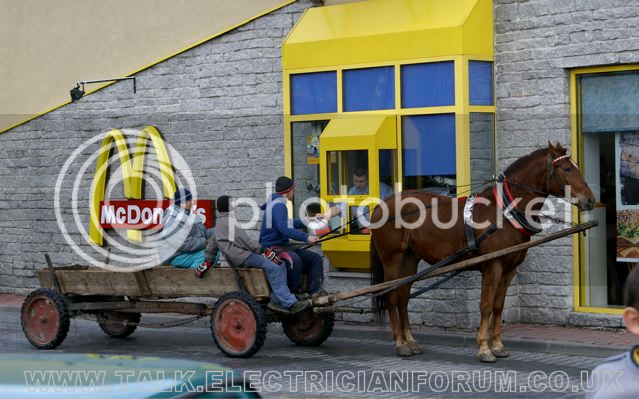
[21,222,597,358]
[21,261,334,358]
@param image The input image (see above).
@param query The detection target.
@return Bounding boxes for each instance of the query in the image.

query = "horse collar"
[493,175,542,236]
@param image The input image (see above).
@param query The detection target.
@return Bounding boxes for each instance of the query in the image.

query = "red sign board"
[99,199,215,230]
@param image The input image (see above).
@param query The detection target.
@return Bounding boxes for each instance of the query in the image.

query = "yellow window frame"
[283,55,496,197]
[570,64,639,315]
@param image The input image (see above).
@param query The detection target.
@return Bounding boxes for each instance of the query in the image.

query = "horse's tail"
[370,239,386,323]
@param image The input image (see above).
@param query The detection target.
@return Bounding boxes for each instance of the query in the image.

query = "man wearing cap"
[214,195,309,313]
[259,176,324,297]
[158,188,219,269]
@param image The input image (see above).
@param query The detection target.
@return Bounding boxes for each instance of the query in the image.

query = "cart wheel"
[211,291,267,358]
[282,309,334,346]
[21,288,70,349]
[98,312,141,338]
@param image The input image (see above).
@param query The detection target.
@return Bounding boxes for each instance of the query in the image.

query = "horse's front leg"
[491,267,518,358]
[387,292,412,356]
[399,286,422,355]
[477,262,502,363]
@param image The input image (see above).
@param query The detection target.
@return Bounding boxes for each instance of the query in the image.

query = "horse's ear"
[547,141,557,156]
[555,142,567,155]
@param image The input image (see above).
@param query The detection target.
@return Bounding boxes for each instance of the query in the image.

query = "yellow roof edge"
[0,0,296,136]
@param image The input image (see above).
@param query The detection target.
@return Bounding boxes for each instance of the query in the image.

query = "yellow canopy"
[283,0,493,70]
[320,116,396,151]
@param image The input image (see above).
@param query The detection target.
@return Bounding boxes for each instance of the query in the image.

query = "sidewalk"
[4,293,637,358]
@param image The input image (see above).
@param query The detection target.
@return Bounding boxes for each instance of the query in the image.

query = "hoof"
[492,346,510,358]
[408,341,423,355]
[477,350,497,363]
[397,345,413,357]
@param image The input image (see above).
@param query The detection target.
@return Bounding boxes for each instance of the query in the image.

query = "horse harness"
[465,153,578,247]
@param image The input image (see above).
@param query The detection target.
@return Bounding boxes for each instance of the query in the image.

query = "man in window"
[347,168,393,200]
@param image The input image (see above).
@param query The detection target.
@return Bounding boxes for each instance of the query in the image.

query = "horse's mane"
[503,148,548,176]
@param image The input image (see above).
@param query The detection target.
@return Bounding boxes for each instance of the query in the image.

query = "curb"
[2,305,620,358]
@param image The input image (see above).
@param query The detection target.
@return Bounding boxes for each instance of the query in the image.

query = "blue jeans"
[242,253,296,308]
[170,250,205,269]
[284,249,323,295]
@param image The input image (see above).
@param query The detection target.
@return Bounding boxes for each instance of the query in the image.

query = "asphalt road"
[2,307,606,398]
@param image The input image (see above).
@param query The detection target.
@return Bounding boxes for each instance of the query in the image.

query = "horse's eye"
[563,167,571,172]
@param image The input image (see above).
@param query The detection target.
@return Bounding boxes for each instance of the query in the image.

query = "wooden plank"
[144,267,270,299]
[313,221,599,306]
[38,269,141,296]
[39,266,271,300]
[68,301,209,315]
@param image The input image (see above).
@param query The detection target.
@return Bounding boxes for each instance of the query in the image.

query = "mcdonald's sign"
[89,126,212,245]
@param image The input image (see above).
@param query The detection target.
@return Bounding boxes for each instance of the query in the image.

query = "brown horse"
[370,143,595,362]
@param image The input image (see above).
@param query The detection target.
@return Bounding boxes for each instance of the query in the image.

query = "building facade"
[1,0,638,328]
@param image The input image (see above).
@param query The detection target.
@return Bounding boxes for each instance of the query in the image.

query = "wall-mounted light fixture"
[70,77,136,102]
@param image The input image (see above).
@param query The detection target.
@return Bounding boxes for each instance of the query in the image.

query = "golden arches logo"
[89,126,176,245]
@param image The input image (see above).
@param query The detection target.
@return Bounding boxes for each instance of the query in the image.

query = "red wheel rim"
[23,296,61,346]
[214,300,256,354]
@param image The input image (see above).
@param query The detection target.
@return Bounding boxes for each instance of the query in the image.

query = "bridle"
[546,152,579,196]
[504,150,578,198]
[493,150,579,236]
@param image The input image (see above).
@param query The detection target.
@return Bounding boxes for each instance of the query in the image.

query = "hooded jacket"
[215,212,261,266]
[259,193,308,247]
[157,204,211,264]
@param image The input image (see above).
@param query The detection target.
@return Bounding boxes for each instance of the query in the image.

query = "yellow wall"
[0,0,292,133]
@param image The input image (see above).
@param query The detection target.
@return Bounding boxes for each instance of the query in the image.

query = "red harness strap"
[493,176,536,237]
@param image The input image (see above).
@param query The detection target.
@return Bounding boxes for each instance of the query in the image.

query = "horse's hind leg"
[382,254,412,356]
[477,261,503,363]
[491,267,518,358]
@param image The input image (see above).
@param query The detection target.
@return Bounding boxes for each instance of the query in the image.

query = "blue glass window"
[343,67,395,112]
[469,61,494,106]
[402,114,456,177]
[401,62,455,108]
[290,71,337,115]
[581,71,639,133]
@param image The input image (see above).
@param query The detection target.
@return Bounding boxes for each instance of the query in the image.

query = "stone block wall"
[494,0,639,324]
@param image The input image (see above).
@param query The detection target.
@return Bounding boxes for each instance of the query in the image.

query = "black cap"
[174,188,192,205]
[217,195,231,213]
[275,176,295,194]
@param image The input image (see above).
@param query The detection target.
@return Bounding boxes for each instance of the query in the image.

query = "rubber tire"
[98,312,141,338]
[282,309,334,347]
[211,291,267,358]
[21,288,70,349]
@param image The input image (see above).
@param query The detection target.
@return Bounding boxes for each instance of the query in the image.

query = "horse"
[370,142,595,362]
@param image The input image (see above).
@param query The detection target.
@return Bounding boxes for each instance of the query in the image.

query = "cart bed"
[37,265,270,300]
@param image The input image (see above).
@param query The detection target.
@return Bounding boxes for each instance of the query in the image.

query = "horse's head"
[546,142,595,211]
